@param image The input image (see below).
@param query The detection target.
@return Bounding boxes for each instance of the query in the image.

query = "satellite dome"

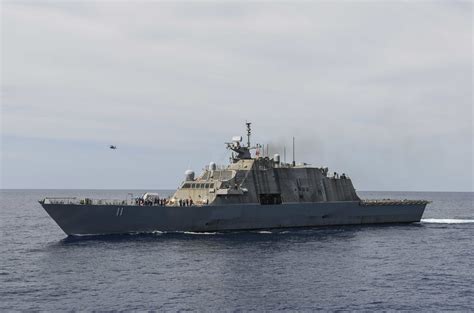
[184,170,195,181]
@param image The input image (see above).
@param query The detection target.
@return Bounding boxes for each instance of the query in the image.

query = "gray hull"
[41,201,427,236]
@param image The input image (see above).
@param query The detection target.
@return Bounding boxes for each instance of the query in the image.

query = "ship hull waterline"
[40,201,427,236]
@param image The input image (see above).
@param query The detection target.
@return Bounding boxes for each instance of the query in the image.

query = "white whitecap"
[183,231,218,235]
[421,218,474,224]
[257,231,272,234]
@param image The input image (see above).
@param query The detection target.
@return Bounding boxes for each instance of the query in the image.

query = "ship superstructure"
[172,123,359,207]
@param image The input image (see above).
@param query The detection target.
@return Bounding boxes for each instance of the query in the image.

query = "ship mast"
[246,122,251,148]
[292,136,295,166]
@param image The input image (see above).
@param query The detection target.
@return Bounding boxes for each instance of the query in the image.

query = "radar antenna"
[246,122,251,148]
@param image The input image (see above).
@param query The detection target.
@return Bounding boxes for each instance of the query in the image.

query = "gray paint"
[41,201,427,236]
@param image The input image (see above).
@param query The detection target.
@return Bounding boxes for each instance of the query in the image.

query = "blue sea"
[1,190,473,311]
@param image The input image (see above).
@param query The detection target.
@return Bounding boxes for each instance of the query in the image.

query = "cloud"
[1,1,472,190]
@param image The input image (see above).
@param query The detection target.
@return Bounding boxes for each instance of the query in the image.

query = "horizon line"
[0,188,473,193]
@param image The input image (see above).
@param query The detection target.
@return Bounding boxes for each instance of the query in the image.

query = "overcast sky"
[1,1,472,191]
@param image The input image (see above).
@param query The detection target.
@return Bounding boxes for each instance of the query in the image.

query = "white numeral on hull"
[116,207,124,216]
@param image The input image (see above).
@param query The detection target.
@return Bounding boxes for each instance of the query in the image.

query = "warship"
[39,123,428,236]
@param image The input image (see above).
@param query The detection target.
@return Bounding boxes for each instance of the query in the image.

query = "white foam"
[257,231,272,234]
[183,231,218,235]
[421,218,474,224]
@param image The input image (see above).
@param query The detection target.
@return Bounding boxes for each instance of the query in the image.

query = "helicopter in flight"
[109,145,117,150]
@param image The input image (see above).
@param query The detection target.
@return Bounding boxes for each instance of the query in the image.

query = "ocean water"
[0,190,473,311]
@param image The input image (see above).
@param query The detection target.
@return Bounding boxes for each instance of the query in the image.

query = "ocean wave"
[421,218,474,224]
[182,231,219,235]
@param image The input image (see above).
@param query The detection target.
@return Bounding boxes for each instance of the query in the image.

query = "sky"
[1,1,472,191]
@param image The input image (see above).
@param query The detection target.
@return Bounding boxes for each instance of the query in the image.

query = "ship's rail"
[360,199,430,206]
[42,197,430,207]
[42,197,134,206]
[41,197,207,207]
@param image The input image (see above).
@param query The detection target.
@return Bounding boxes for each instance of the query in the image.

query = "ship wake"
[421,218,474,224]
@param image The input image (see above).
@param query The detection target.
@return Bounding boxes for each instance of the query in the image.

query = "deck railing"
[360,199,430,206]
[41,197,206,207]
[42,197,134,206]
